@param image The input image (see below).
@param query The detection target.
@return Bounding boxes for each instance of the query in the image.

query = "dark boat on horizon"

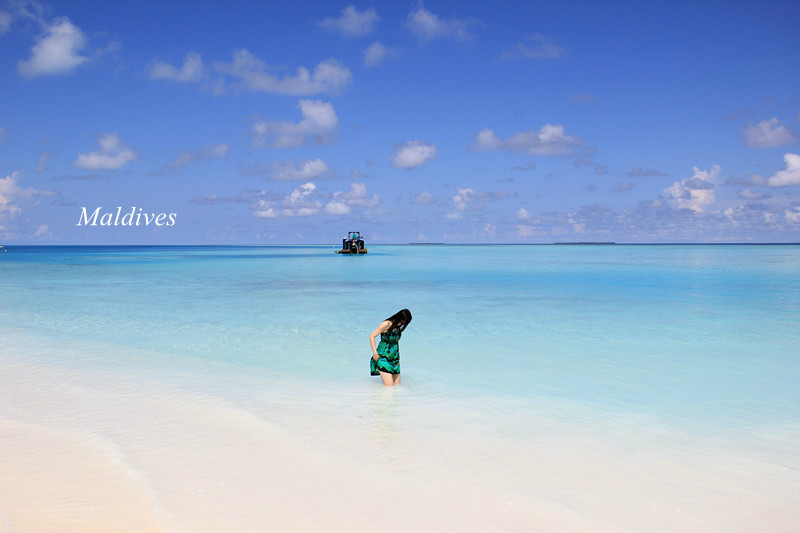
[336,231,367,254]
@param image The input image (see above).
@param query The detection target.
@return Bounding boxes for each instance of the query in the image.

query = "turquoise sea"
[2,244,798,427]
[1,244,799,530]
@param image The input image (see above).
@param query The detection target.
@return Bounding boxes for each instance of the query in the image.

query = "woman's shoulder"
[376,320,393,332]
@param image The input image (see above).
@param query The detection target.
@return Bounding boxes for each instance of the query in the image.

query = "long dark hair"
[385,308,412,332]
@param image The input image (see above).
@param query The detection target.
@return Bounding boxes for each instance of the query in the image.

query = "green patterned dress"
[370,328,402,376]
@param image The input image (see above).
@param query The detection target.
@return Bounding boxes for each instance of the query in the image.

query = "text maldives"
[77,207,177,227]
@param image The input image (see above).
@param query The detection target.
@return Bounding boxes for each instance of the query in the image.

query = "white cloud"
[252,99,339,149]
[478,224,497,239]
[504,200,800,243]
[450,187,509,216]
[335,182,379,207]
[255,182,321,218]
[268,159,331,181]
[149,49,351,96]
[517,207,530,220]
[289,182,316,204]
[0,173,23,217]
[786,207,800,224]
[742,118,797,148]
[452,188,474,211]
[412,191,435,205]
[391,141,438,169]
[33,223,49,237]
[663,165,720,212]
[406,2,475,43]
[253,181,378,219]
[324,201,350,215]
[166,143,229,169]
[0,171,40,217]
[502,34,567,60]
[472,125,584,156]
[319,6,378,38]
[516,225,536,238]
[737,187,771,200]
[149,52,205,83]
[18,17,89,78]
[35,150,54,173]
[766,153,800,187]
[74,133,137,171]
[0,10,11,34]
[364,41,387,67]
[215,49,351,96]
[323,182,379,215]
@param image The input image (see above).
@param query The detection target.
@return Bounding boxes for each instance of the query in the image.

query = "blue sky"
[1,0,799,244]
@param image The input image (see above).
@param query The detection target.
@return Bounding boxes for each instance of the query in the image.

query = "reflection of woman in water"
[369,309,412,387]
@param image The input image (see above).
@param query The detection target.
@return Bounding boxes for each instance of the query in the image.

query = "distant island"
[405,242,617,245]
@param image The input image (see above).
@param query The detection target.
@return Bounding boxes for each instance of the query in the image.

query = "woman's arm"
[369,320,391,361]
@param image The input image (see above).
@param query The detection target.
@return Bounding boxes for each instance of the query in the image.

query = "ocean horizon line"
[2,242,800,248]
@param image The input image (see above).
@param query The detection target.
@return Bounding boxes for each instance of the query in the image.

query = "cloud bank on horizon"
[1,0,799,244]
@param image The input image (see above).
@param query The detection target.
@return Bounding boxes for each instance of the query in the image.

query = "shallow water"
[1,244,799,530]
[2,244,798,429]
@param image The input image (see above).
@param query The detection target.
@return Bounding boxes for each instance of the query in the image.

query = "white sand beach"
[1,333,798,532]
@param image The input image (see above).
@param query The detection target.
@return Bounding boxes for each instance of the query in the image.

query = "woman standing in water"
[369,309,412,387]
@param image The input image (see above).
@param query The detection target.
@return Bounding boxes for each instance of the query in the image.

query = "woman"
[369,309,412,387]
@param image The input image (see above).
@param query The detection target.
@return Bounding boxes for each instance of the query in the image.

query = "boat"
[336,231,367,254]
